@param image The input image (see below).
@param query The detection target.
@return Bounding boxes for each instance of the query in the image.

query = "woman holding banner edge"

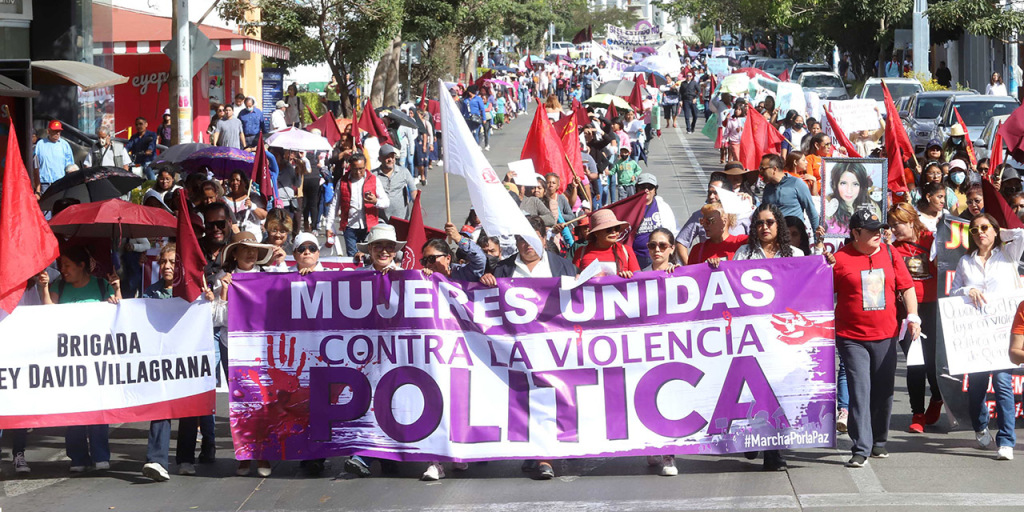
[949,214,1024,460]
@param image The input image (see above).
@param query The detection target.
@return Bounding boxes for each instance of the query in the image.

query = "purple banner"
[227,256,836,461]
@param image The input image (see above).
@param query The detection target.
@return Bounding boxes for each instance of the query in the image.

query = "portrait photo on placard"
[821,158,887,237]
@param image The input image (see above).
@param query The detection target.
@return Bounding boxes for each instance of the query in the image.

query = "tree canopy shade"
[926,0,1024,45]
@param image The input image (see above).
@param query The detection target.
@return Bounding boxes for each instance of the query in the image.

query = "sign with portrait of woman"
[821,158,888,238]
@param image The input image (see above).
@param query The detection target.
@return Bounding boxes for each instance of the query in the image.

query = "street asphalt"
[4,109,1024,512]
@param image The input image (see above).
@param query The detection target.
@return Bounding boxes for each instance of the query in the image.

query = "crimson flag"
[357,99,393,145]
[475,70,494,91]
[605,101,619,121]
[572,26,592,45]
[881,81,911,194]
[250,133,276,205]
[559,113,585,181]
[778,68,790,82]
[824,106,861,158]
[982,179,1024,230]
[738,107,785,171]
[525,54,534,71]
[595,192,648,246]
[389,216,446,242]
[571,98,589,127]
[990,122,1004,178]
[953,107,978,167]
[172,189,207,302]
[634,73,648,87]
[419,83,429,111]
[308,110,343,146]
[521,103,572,193]
[626,79,645,112]
[552,113,571,134]
[399,192,428,270]
[0,118,61,312]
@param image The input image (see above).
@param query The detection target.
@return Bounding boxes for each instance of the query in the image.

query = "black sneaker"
[870,446,889,458]
[763,451,787,471]
[301,459,326,477]
[537,462,554,480]
[344,457,371,477]
[846,455,867,468]
[744,451,759,460]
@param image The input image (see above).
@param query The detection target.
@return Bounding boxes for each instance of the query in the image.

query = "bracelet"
[906,313,922,325]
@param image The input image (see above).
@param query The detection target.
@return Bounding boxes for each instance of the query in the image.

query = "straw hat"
[357,224,407,253]
[949,124,966,137]
[722,161,753,175]
[218,231,275,266]
[589,209,628,233]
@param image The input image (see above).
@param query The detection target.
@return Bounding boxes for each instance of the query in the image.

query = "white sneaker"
[94,461,110,470]
[421,462,446,481]
[646,455,661,467]
[837,408,849,433]
[997,446,1014,460]
[14,452,30,474]
[178,462,196,475]
[660,455,678,476]
[142,462,170,482]
[977,429,992,448]
[453,462,469,471]
[69,465,87,473]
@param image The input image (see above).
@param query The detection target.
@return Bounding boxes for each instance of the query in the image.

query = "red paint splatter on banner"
[770,308,835,345]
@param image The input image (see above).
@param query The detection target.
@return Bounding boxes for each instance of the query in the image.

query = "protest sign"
[939,292,1023,375]
[227,257,836,461]
[707,58,730,79]
[823,99,882,134]
[0,299,216,428]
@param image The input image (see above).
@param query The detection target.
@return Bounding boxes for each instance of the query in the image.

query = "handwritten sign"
[939,291,1023,375]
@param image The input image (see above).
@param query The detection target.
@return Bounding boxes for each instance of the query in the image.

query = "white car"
[858,77,924,112]
[547,41,574,56]
[798,71,849,100]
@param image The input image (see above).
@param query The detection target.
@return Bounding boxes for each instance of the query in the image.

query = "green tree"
[551,0,639,43]
[926,0,1024,44]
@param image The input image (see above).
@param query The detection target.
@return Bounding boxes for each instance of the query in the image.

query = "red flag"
[524,54,534,71]
[552,113,571,133]
[425,98,441,130]
[738,107,785,170]
[982,179,1024,230]
[626,79,645,112]
[559,113,585,181]
[824,106,862,158]
[475,70,494,90]
[605,101,619,121]
[881,81,911,194]
[778,68,790,82]
[596,192,648,246]
[389,215,446,242]
[172,189,207,302]
[572,26,592,45]
[521,104,572,192]
[571,98,589,127]
[399,192,428,270]
[0,118,61,312]
[304,104,318,122]
[418,83,429,111]
[356,99,393,145]
[308,110,343,146]
[250,133,275,205]
[634,73,648,87]
[990,122,1004,177]
[954,107,978,167]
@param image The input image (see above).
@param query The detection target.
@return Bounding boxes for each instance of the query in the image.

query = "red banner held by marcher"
[172,189,207,302]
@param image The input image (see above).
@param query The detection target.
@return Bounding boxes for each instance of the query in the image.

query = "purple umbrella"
[180,146,255,179]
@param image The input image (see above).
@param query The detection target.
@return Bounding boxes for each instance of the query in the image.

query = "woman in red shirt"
[832,210,920,468]
[888,203,942,433]
[687,202,747,265]
[574,209,641,277]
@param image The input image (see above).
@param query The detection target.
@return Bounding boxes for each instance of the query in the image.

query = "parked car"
[931,94,1018,143]
[859,77,924,111]
[547,41,574,56]
[788,63,831,83]
[798,71,849,100]
[975,114,1024,169]
[899,90,977,153]
[756,58,794,78]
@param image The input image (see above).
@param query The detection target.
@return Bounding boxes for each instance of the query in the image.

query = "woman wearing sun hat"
[573,209,641,277]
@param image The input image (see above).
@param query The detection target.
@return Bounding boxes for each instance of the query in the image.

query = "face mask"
[951,137,963,146]
[793,123,804,130]
[951,171,966,185]
[485,255,500,270]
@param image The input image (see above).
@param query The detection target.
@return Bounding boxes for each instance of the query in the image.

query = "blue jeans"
[142,162,155,181]
[344,227,368,258]
[968,371,1016,447]
[147,419,172,468]
[66,424,110,466]
[607,174,618,203]
[837,356,849,410]
[403,153,415,173]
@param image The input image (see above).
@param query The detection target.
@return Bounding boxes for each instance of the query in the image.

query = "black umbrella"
[38,166,145,211]
[151,142,213,169]
[376,107,418,129]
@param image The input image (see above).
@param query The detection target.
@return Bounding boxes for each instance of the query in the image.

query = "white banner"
[822,99,882,134]
[0,299,217,428]
[939,292,1023,375]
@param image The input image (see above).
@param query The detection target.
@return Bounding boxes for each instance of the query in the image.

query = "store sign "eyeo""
[132,72,170,95]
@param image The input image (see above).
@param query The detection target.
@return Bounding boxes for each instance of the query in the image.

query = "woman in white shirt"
[949,214,1024,460]
[913,182,948,233]
[986,72,1008,96]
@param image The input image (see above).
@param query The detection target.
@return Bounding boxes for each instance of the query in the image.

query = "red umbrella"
[49,199,177,239]
[734,68,778,81]
[1000,106,1024,163]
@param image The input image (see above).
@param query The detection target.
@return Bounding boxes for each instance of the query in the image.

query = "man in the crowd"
[374,144,417,223]
[271,100,288,132]
[481,214,578,279]
[325,153,390,257]
[126,117,158,179]
[232,93,246,110]
[83,127,130,170]
[759,153,819,230]
[33,120,75,195]
[633,173,678,269]
[213,105,245,150]
[238,96,265,149]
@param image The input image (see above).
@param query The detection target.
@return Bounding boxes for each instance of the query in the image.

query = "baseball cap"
[849,209,887,231]
[378,144,398,158]
[292,232,319,251]
[48,120,63,131]
[276,100,287,108]
[637,173,658,188]
[926,138,942,150]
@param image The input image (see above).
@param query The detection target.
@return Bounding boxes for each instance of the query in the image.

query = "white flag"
[439,80,543,252]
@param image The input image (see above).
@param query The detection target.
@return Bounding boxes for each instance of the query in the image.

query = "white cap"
[293,232,319,250]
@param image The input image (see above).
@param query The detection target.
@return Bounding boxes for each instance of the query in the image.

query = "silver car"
[931,95,1018,143]
[798,72,849,100]
[900,91,976,152]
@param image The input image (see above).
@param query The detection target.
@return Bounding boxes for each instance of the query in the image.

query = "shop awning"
[31,61,128,91]
[0,74,38,98]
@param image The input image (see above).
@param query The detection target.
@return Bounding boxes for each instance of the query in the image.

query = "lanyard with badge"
[861,251,886,311]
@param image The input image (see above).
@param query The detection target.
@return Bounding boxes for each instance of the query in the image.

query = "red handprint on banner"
[770,308,835,345]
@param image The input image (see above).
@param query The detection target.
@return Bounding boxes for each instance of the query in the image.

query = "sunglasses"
[647,241,672,251]
[420,254,446,265]
[205,220,227,230]
[970,224,993,235]
[601,225,623,234]
[754,218,777,229]
[372,242,397,252]
[295,244,319,254]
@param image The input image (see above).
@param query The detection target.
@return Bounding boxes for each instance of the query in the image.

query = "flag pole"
[564,154,592,204]
[444,168,451,224]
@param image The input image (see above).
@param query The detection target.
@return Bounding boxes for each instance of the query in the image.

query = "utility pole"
[171,0,193,144]
[912,0,930,78]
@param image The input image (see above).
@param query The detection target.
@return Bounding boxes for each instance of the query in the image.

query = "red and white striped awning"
[98,38,289,60]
